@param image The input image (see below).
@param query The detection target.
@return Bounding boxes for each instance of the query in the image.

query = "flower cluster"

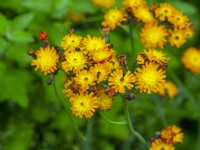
[29,29,171,118]
[61,31,136,118]
[181,47,200,74]
[150,125,184,150]
[101,0,193,48]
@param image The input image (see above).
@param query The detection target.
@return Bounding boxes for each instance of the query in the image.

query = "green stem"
[100,112,127,125]
[124,100,147,145]
[129,23,135,58]
[52,75,86,141]
[82,117,94,150]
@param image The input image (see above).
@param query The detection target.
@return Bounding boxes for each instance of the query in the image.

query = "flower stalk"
[123,99,147,146]
[100,112,127,125]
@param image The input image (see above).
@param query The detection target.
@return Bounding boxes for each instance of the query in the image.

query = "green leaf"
[9,31,34,43]
[7,123,33,150]
[70,0,97,13]
[10,13,34,31]
[21,0,54,13]
[0,13,8,35]
[0,70,29,107]
[52,0,70,19]
[6,44,32,67]
[0,37,9,54]
[0,62,6,79]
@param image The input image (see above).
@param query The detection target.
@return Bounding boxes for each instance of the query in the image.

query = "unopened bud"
[27,49,36,59]
[124,91,135,100]
[39,31,48,41]
[46,77,53,85]
[118,54,127,67]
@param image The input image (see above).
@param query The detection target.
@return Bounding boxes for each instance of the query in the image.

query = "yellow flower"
[181,47,200,74]
[106,56,122,70]
[61,33,82,50]
[63,80,79,97]
[82,35,108,53]
[31,46,59,75]
[161,125,184,144]
[168,10,189,28]
[61,50,87,72]
[132,4,155,23]
[123,0,146,9]
[158,81,178,99]
[92,47,115,63]
[108,69,134,93]
[137,49,169,65]
[70,92,98,118]
[134,62,166,94]
[74,70,96,91]
[168,28,186,48]
[150,139,174,150]
[92,0,115,9]
[185,27,194,39]
[90,63,111,83]
[97,89,113,110]
[102,7,127,30]
[140,23,168,49]
[155,3,175,21]
[69,12,85,22]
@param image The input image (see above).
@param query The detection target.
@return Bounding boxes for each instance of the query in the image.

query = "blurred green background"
[0,0,200,150]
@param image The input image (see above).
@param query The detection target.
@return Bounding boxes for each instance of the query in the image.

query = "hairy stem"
[82,117,94,150]
[124,100,147,145]
[100,112,127,125]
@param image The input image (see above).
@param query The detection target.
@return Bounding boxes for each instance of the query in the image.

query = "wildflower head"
[137,49,169,65]
[123,0,146,10]
[168,28,187,48]
[97,89,113,110]
[31,46,59,75]
[155,3,175,21]
[133,62,166,94]
[70,92,98,118]
[82,35,108,53]
[132,4,155,23]
[168,10,189,28]
[92,47,115,63]
[61,50,87,72]
[61,32,82,50]
[108,69,135,93]
[90,63,111,83]
[181,47,200,74]
[74,70,96,91]
[102,7,127,30]
[140,23,168,49]
[150,139,175,150]
[160,125,184,144]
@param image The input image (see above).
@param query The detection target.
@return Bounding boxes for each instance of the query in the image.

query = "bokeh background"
[0,0,200,150]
